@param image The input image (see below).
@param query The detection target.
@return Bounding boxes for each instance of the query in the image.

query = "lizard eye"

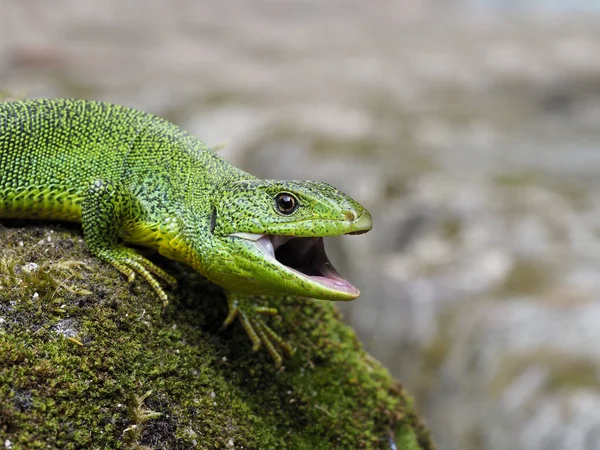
[275,193,298,215]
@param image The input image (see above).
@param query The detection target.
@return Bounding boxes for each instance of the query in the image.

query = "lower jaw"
[208,271,359,301]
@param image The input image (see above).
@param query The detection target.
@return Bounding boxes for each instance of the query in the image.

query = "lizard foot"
[97,246,177,308]
[222,294,294,368]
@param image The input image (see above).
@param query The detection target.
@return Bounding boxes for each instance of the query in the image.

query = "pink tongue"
[310,276,359,295]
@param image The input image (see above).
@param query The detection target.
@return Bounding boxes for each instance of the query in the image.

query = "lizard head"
[206,179,372,301]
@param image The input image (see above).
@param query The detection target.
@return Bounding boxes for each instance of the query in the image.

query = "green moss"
[0,221,433,449]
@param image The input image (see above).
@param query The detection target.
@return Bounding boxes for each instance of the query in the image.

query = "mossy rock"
[0,222,433,449]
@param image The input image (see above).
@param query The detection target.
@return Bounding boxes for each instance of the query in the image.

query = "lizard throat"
[230,232,359,297]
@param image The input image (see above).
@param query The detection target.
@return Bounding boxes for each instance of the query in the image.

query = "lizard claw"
[223,294,294,368]
[97,246,176,309]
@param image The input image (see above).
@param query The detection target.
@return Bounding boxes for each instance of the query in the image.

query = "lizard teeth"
[230,232,275,257]
[230,232,276,258]
[230,233,295,253]
[255,235,275,258]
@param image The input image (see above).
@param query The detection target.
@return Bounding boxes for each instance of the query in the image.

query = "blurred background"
[2,1,600,448]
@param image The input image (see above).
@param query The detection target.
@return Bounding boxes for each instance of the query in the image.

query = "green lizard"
[0,98,372,366]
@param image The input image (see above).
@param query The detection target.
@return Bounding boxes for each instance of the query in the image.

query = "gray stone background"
[2,1,600,449]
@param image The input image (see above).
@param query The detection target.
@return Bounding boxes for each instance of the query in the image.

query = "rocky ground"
[2,1,600,449]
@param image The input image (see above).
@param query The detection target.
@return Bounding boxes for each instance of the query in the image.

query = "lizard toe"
[224,293,293,367]
[96,246,173,308]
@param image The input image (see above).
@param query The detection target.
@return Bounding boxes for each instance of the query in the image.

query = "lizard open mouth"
[231,232,359,297]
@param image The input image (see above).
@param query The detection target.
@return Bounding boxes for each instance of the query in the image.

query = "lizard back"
[0,98,245,222]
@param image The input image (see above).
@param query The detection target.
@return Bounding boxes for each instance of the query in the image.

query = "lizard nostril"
[343,210,357,222]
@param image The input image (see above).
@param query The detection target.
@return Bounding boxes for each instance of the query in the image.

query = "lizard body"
[0,98,372,365]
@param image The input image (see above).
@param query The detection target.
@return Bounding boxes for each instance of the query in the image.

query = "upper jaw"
[229,232,360,299]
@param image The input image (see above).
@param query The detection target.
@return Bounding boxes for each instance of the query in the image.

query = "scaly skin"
[0,98,372,366]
